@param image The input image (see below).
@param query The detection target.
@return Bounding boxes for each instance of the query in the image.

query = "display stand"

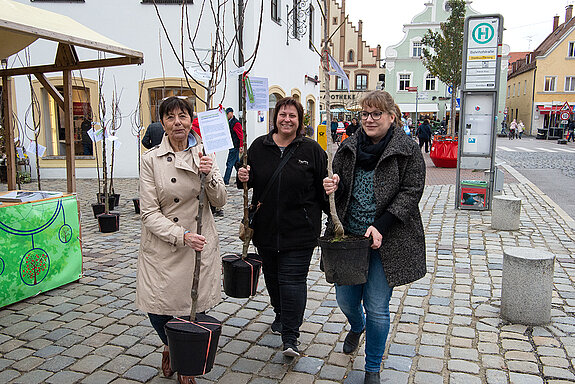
[456,14,503,211]
[0,192,82,307]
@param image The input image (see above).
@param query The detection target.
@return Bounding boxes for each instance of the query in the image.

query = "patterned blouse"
[343,167,377,236]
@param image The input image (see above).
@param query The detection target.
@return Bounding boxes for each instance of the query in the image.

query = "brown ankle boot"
[178,374,197,384]
[161,349,173,377]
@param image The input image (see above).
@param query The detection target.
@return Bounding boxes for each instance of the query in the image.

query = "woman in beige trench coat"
[136,97,227,384]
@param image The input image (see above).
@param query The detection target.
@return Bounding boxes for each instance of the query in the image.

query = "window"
[43,86,93,157]
[517,82,520,96]
[399,74,411,91]
[271,0,280,22]
[348,50,354,62]
[336,77,346,90]
[149,87,196,123]
[333,17,338,25]
[512,84,515,97]
[507,85,510,98]
[544,76,556,92]
[308,6,314,50]
[524,80,527,94]
[425,74,436,91]
[568,42,575,57]
[356,74,368,90]
[566,77,575,92]
[412,41,422,57]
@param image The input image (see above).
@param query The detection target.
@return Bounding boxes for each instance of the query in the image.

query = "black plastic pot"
[111,193,120,207]
[318,235,371,285]
[97,213,120,233]
[91,203,105,219]
[132,198,140,214]
[165,314,221,376]
[222,253,262,298]
[97,193,116,210]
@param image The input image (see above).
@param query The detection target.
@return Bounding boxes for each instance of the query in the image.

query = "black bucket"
[318,235,371,285]
[91,203,105,219]
[97,213,120,233]
[97,193,116,210]
[222,253,262,298]
[165,314,221,376]
[111,193,120,207]
[132,198,140,214]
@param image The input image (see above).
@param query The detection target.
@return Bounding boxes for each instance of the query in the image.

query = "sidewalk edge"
[501,163,575,230]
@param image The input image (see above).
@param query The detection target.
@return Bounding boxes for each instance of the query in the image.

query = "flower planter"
[97,213,120,233]
[91,203,105,219]
[318,235,371,286]
[132,198,140,214]
[430,136,458,168]
[222,253,262,298]
[164,314,221,376]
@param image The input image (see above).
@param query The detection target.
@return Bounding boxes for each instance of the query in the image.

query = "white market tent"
[0,0,143,192]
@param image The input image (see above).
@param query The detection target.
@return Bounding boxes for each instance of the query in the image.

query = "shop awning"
[398,103,439,113]
[536,105,574,114]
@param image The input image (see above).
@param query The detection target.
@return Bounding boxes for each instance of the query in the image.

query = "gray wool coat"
[328,124,427,287]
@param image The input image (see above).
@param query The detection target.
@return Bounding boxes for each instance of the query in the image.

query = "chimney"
[553,15,560,31]
[567,5,573,22]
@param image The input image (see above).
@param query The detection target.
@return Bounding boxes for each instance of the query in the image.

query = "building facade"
[320,0,385,121]
[6,0,321,179]
[385,0,509,129]
[506,5,575,137]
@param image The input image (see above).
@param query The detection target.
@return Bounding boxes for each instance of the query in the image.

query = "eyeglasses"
[360,111,383,121]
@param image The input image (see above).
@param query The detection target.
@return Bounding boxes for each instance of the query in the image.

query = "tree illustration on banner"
[21,249,49,286]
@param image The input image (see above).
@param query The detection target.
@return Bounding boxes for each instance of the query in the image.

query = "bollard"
[501,247,555,325]
[492,195,521,230]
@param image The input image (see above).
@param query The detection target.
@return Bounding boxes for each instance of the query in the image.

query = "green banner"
[0,195,82,308]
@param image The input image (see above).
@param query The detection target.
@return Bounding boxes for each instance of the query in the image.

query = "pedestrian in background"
[141,121,165,149]
[323,90,426,384]
[224,107,243,185]
[417,118,432,153]
[517,120,525,139]
[567,118,575,142]
[346,117,361,137]
[509,119,517,140]
[136,97,227,384]
[238,97,328,358]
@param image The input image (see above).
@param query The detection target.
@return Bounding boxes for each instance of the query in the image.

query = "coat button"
[171,178,176,183]
[173,217,179,222]
[174,198,180,203]
[167,156,173,162]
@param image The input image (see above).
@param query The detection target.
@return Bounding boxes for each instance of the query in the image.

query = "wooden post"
[2,76,17,190]
[63,70,76,193]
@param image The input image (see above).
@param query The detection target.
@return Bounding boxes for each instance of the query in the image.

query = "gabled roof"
[534,16,575,57]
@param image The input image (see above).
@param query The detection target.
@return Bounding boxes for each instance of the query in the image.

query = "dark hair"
[159,96,193,121]
[424,119,430,124]
[272,97,304,134]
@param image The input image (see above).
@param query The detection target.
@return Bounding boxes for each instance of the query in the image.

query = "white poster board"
[197,108,233,154]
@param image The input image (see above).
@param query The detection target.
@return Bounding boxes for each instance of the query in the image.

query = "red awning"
[537,105,574,114]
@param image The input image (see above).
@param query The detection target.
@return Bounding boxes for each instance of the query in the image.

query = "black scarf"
[356,125,394,171]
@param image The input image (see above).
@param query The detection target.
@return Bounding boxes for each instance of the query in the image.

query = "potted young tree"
[317,0,371,286]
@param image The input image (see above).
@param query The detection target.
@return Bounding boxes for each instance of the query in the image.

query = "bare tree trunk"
[190,171,206,320]
[322,0,344,239]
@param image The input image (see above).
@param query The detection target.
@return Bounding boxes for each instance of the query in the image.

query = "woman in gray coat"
[136,97,227,384]
[323,90,426,384]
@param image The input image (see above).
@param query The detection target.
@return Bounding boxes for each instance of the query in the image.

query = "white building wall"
[8,0,320,179]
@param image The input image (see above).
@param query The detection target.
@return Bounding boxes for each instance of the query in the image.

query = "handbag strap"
[256,142,300,207]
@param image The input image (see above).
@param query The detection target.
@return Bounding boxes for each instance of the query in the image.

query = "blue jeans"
[335,249,393,372]
[223,148,240,185]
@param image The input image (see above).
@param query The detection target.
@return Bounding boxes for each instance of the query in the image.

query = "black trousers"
[259,248,313,344]
[148,313,173,345]
[419,138,430,152]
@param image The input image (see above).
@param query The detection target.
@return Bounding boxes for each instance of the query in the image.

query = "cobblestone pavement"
[1,164,575,384]
[496,151,575,179]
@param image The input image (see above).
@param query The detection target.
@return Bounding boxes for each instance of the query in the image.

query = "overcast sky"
[344,0,574,54]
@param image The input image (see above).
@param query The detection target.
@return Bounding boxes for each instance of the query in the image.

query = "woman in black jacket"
[346,117,361,137]
[238,97,328,357]
[416,118,432,153]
